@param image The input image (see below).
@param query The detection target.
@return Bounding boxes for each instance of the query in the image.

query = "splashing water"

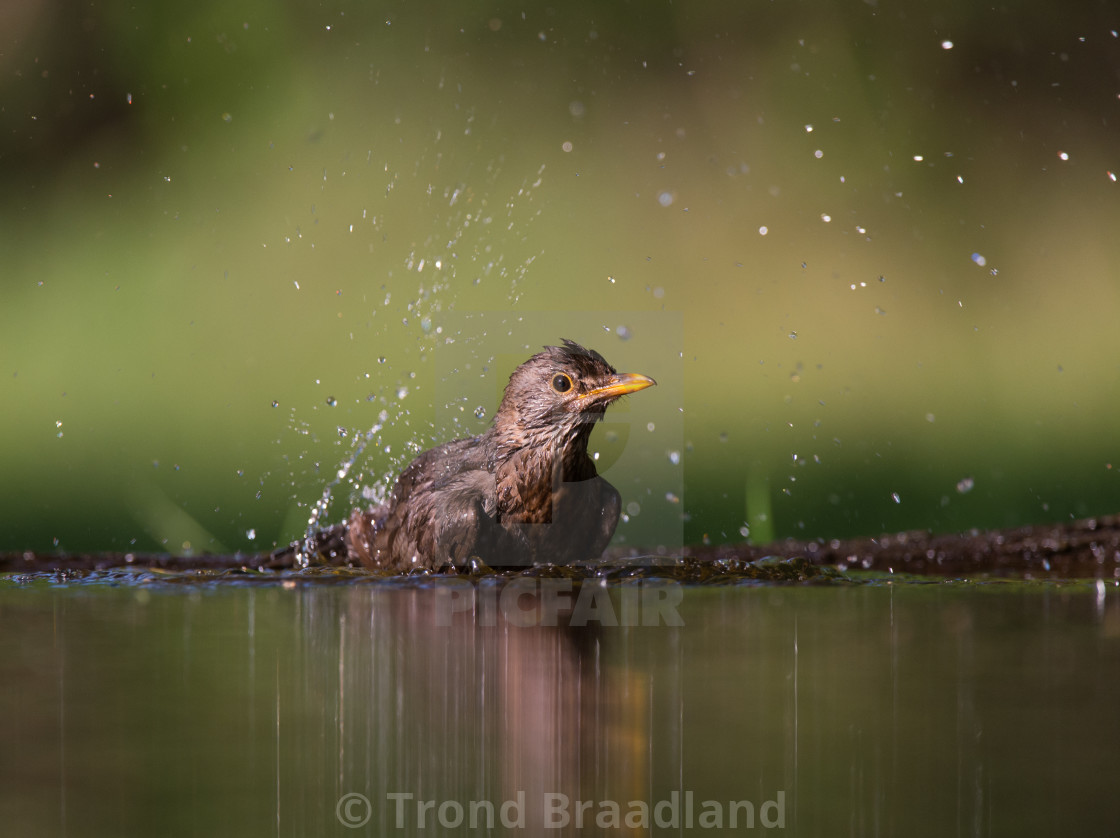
[284,163,551,565]
[296,419,385,567]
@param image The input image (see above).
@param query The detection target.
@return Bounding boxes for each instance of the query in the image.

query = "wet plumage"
[280,340,656,571]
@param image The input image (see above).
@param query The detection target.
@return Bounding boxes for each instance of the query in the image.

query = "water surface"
[2,572,1116,836]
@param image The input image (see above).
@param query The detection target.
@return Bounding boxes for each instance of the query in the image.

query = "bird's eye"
[551,373,573,393]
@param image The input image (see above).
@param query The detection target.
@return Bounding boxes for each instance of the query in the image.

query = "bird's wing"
[366,436,497,568]
[426,469,499,562]
[382,466,497,568]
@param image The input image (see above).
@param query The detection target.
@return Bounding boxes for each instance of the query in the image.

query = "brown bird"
[279,340,656,571]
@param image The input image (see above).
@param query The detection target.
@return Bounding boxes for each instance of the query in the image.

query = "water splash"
[285,164,551,564]
[296,419,384,568]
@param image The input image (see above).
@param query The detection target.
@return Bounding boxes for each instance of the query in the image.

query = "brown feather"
[283,340,654,571]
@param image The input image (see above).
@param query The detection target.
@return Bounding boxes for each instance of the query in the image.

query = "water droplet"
[1058,151,1069,161]
[377,356,387,364]
[739,524,751,538]
[667,450,680,465]
[941,40,954,49]
[814,149,823,159]
[956,477,974,494]
[657,191,675,207]
[474,405,486,419]
[326,396,337,407]
[646,422,655,432]
[616,325,631,340]
[396,386,409,399]
[758,225,769,236]
[246,528,256,540]
[271,400,279,408]
[971,252,987,267]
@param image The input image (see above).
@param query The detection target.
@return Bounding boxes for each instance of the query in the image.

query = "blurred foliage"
[2,0,1120,553]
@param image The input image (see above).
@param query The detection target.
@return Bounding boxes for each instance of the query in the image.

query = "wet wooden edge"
[3,512,1120,579]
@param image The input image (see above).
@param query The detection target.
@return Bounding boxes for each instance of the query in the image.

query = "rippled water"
[2,566,1117,836]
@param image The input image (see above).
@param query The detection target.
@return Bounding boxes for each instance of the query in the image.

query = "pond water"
[3,571,1117,836]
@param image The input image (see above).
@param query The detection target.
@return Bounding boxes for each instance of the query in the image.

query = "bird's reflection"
[309,582,656,836]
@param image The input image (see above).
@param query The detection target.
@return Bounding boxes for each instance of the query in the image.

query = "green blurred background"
[3,0,1119,555]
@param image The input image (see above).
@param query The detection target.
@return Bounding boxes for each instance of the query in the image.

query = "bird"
[277,339,656,572]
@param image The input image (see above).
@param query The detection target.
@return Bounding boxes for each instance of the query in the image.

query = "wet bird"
[280,340,656,572]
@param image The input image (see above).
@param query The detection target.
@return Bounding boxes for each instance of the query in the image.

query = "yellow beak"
[581,372,657,401]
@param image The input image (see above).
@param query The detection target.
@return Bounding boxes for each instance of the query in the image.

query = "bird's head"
[492,339,657,453]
